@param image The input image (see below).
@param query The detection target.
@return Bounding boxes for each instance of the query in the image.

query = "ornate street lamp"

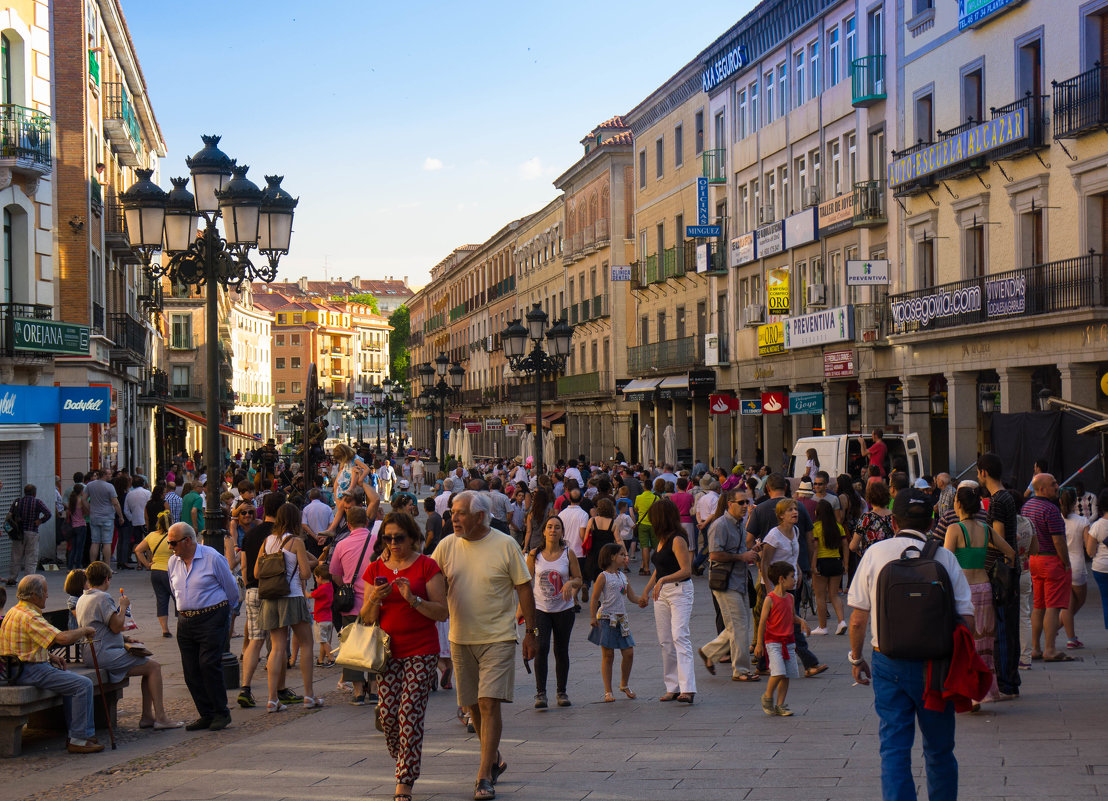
[500,304,573,473]
[417,355,463,463]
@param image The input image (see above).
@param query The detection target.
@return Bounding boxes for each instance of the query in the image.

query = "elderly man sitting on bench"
[0,575,101,753]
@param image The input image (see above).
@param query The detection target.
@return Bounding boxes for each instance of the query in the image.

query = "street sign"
[697,177,708,225]
[13,318,90,355]
[610,265,632,281]
[686,225,721,238]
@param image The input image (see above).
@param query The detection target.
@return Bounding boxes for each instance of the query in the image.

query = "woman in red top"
[360,512,448,801]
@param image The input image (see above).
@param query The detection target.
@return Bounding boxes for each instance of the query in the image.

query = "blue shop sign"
[957,0,1025,30]
[0,384,111,425]
[888,108,1026,188]
[788,391,825,415]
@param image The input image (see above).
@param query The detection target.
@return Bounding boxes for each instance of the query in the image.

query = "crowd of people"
[1,439,1106,801]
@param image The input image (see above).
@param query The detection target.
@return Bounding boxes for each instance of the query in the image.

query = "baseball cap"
[892,488,934,521]
[398,479,410,489]
[913,477,930,490]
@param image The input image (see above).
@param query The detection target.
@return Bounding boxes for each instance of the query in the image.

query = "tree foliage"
[333,292,380,314]
[388,304,410,383]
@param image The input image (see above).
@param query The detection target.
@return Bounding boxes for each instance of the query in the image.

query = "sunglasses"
[239,511,255,517]
[166,538,187,547]
[730,500,750,507]
[380,535,410,544]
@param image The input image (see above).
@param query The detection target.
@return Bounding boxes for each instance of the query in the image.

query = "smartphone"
[374,577,388,586]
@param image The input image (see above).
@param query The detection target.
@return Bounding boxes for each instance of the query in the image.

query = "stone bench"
[0,666,129,757]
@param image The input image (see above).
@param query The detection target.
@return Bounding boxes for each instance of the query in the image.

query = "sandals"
[676,693,695,704]
[805,664,829,678]
[659,692,679,702]
[638,568,650,576]
[619,685,636,699]
[474,779,496,800]
[697,647,716,675]
[304,696,324,709]
[394,795,412,801]
[732,672,760,682]
[266,701,286,713]
[1043,653,1078,662]
[603,692,615,702]
[492,755,507,783]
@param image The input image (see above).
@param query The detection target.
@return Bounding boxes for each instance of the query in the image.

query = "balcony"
[103,196,128,246]
[852,180,886,227]
[582,223,595,250]
[109,312,147,365]
[595,217,610,245]
[102,82,143,167]
[92,302,105,334]
[137,368,169,405]
[170,332,199,351]
[557,370,611,398]
[933,118,986,181]
[851,55,886,107]
[887,254,1106,336]
[990,93,1049,160]
[682,240,726,274]
[0,104,51,178]
[701,148,726,184]
[854,302,888,343]
[1053,64,1108,140]
[0,302,54,359]
[591,294,609,319]
[171,384,203,402]
[891,139,937,197]
[460,388,484,406]
[661,247,683,280]
[506,381,557,403]
[627,335,704,373]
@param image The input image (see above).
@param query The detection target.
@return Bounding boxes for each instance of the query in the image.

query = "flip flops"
[697,647,716,675]
[1042,653,1078,662]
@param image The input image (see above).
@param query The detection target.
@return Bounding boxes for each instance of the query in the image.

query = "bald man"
[1022,473,1071,662]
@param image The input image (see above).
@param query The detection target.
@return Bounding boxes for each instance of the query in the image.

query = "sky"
[123,1,756,290]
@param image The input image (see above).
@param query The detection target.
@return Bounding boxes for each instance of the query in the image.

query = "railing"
[1052,63,1108,140]
[682,241,726,274]
[569,302,580,326]
[854,302,887,341]
[89,179,102,214]
[891,139,936,196]
[661,247,682,280]
[582,223,595,248]
[460,388,484,406]
[137,368,169,403]
[0,302,53,357]
[0,104,51,171]
[557,370,610,397]
[171,384,203,401]
[851,55,886,106]
[591,294,609,318]
[702,148,726,184]
[110,312,146,359]
[506,381,557,403]
[595,217,610,244]
[887,254,1106,335]
[570,231,584,255]
[990,93,1048,159]
[102,82,142,150]
[169,333,198,350]
[104,197,127,238]
[627,335,704,373]
[92,302,105,334]
[449,303,465,322]
[852,180,886,226]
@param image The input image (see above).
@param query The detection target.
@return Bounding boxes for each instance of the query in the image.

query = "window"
[796,155,808,199]
[869,128,886,182]
[714,110,725,150]
[764,69,775,123]
[829,139,841,195]
[749,81,759,132]
[674,124,683,167]
[657,310,667,342]
[655,137,664,179]
[794,50,805,106]
[171,366,190,396]
[277,313,286,324]
[829,251,842,307]
[170,314,192,349]
[1020,208,1044,267]
[778,62,788,117]
[638,150,646,189]
[292,313,302,323]
[291,334,301,345]
[829,27,841,85]
[751,178,760,217]
[809,40,821,97]
[779,165,789,215]
[846,133,856,187]
[914,0,933,11]
[845,16,856,68]
[915,92,934,144]
[1017,38,1042,97]
[917,239,935,288]
[640,315,649,345]
[868,7,885,56]
[964,224,985,278]
[766,171,777,218]
[291,356,301,369]
[740,184,750,231]
[738,89,747,139]
[961,66,983,123]
[275,357,286,369]
[292,382,301,394]
[695,110,705,154]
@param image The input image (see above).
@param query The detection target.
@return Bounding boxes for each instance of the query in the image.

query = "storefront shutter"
[0,443,24,575]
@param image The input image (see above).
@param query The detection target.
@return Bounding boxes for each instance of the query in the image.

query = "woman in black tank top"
[641,498,695,703]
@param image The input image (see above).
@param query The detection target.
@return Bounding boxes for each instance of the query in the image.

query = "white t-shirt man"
[558,503,591,558]
[695,490,720,528]
[124,485,151,527]
[563,466,583,487]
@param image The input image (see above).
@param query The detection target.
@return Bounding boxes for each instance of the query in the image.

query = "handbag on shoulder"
[334,620,391,674]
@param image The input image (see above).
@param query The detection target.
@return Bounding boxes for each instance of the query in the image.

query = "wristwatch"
[410,596,423,609]
[528,627,539,637]
[848,651,865,666]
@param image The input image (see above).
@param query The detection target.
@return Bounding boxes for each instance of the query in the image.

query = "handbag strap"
[349,531,373,585]
[151,534,169,556]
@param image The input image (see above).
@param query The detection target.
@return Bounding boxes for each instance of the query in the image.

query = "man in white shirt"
[563,459,583,489]
[435,477,455,517]
[301,489,335,535]
[120,476,151,569]
[557,489,591,560]
[847,489,974,801]
[411,457,426,495]
[376,460,395,501]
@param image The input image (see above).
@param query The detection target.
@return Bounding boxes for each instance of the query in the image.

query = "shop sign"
[985,273,1026,318]
[610,265,632,281]
[709,394,741,414]
[740,398,762,415]
[889,108,1027,188]
[696,242,710,273]
[730,232,755,267]
[757,321,785,356]
[784,305,855,350]
[789,391,825,415]
[704,333,720,366]
[958,0,1025,30]
[484,418,503,431]
[785,208,818,249]
[13,318,90,355]
[818,192,856,236]
[761,392,785,414]
[551,422,566,438]
[889,285,981,330]
[702,41,748,93]
[0,384,111,424]
[756,220,784,257]
[767,266,790,314]
[846,258,890,285]
[353,392,371,407]
[464,422,482,434]
[506,424,524,436]
[689,369,717,395]
[824,349,855,378]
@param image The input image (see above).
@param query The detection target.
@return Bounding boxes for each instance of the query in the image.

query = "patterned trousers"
[378,653,437,786]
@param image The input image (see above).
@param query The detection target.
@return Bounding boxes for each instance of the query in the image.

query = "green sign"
[12,317,90,355]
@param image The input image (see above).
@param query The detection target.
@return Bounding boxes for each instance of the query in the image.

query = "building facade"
[229,284,273,447]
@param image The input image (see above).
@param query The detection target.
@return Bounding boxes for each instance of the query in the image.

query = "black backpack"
[876,536,956,660]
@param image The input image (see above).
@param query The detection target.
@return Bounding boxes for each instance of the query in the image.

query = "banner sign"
[697,177,709,225]
[824,349,855,378]
[757,321,785,355]
[730,232,755,267]
[985,274,1026,317]
[784,208,818,249]
[958,0,1024,30]
[12,318,91,356]
[506,424,524,436]
[889,285,981,331]
[484,418,503,431]
[817,192,856,236]
[889,108,1027,188]
[353,392,371,407]
[789,391,825,415]
[846,258,890,285]
[464,422,482,434]
[740,399,763,415]
[784,305,855,349]
[767,266,790,314]
[709,394,741,414]
[696,243,710,273]
[702,41,748,92]
[610,265,632,281]
[761,392,785,414]
[756,220,784,257]
[0,384,111,424]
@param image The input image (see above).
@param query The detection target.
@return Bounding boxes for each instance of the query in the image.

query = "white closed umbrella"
[524,430,534,465]
[639,423,655,465]
[461,427,473,468]
[543,429,556,471]
[436,427,443,464]
[663,424,677,468]
[518,428,527,461]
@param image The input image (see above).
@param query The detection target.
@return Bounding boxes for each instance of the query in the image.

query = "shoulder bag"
[333,532,373,614]
[257,534,295,600]
[4,501,23,542]
[707,559,734,592]
[632,495,657,540]
[334,620,391,674]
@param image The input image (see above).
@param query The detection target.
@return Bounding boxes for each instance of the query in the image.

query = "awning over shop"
[448,412,462,421]
[657,373,690,399]
[164,405,260,444]
[518,411,564,428]
[622,376,662,401]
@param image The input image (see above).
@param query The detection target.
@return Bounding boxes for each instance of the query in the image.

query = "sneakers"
[774,704,794,717]
[810,627,828,635]
[556,692,571,707]
[350,694,367,706]
[761,695,775,716]
[1067,639,1084,649]
[209,713,232,730]
[836,620,848,635]
[277,688,303,704]
[534,693,548,709]
[67,738,104,754]
[366,692,379,704]
[237,688,256,709]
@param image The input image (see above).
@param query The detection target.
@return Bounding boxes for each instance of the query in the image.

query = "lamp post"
[373,378,406,461]
[121,135,296,549]
[500,304,573,474]
[353,404,367,445]
[417,354,463,467]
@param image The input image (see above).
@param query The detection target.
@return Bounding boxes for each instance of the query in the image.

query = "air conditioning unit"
[803,186,820,208]
[806,283,827,307]
[744,304,766,326]
[758,205,776,226]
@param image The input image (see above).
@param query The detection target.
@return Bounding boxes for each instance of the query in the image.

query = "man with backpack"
[847,488,975,801]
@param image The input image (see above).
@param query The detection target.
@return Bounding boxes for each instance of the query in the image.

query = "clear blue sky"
[123,1,755,289]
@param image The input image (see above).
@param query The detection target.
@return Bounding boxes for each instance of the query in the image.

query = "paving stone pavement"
[6,521,1108,801]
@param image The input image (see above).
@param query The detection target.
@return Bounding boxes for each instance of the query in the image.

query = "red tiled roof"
[595,115,628,131]
[604,131,633,145]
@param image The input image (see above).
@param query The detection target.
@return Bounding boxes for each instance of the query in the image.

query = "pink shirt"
[329,524,379,613]
[671,492,695,523]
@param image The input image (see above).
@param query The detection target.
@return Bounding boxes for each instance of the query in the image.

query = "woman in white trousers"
[643,498,696,703]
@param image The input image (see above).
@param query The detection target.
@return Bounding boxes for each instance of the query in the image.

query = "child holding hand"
[754,561,809,717]
[588,543,648,702]
[310,564,335,667]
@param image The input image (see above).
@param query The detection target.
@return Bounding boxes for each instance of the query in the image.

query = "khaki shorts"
[450,640,517,707]
[243,588,265,640]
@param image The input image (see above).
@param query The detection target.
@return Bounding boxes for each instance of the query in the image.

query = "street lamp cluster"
[121,134,297,546]
[417,353,464,463]
[369,378,407,460]
[501,304,573,474]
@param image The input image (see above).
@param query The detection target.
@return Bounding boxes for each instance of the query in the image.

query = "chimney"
[402,275,408,287]
[350,275,360,288]
[298,276,308,292]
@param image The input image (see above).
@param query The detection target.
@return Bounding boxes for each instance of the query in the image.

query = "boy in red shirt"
[754,561,809,717]
[310,565,335,666]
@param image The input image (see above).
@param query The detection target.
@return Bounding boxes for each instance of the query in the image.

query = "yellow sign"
[1100,372,1108,397]
[758,321,784,356]
[889,108,1027,187]
[767,266,790,314]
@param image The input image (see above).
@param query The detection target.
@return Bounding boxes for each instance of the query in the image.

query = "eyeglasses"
[166,538,187,547]
[380,535,409,544]
[239,511,255,517]
[813,481,826,487]
[730,500,750,507]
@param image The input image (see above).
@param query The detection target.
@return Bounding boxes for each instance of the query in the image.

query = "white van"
[788,433,924,485]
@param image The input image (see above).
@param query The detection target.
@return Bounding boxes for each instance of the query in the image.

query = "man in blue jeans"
[846,489,974,800]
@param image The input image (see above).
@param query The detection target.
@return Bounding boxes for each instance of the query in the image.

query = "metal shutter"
[0,443,24,575]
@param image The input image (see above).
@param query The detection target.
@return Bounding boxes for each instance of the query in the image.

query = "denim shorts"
[89,518,115,545]
[766,642,799,678]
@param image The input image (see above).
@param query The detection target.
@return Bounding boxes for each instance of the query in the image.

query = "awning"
[164,404,261,444]
[658,375,689,390]
[448,412,462,421]
[518,411,564,428]
[621,377,663,393]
